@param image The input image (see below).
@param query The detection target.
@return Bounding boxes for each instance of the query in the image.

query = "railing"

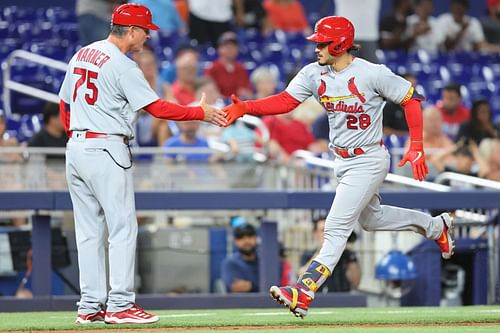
[435,172,500,190]
[2,50,68,118]
[289,149,451,191]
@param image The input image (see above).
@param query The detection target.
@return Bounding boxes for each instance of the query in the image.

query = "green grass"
[0,306,499,332]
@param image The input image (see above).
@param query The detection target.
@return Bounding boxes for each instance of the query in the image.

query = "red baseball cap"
[111,3,160,31]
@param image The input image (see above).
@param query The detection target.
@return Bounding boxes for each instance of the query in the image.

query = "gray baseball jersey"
[59,40,158,139]
[286,58,412,148]
[284,57,447,280]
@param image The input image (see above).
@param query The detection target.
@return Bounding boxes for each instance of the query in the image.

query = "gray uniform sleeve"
[285,67,314,102]
[118,67,159,112]
[375,65,412,104]
[58,68,72,103]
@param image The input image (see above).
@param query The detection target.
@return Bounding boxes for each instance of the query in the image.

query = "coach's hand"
[399,141,428,181]
[200,93,227,127]
[223,94,248,126]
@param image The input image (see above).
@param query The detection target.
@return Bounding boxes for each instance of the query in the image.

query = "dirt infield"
[25,322,500,332]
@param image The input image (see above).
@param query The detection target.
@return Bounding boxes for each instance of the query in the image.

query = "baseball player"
[223,16,455,318]
[58,3,226,324]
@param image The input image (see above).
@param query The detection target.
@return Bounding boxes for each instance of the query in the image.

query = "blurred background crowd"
[0,0,499,183]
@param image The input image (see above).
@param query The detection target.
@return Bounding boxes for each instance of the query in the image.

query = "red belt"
[334,140,384,158]
[70,131,129,144]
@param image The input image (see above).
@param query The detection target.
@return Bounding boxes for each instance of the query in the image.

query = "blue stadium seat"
[17,113,42,143]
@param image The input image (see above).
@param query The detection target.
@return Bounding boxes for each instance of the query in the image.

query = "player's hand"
[398,141,428,181]
[200,92,226,127]
[223,94,249,127]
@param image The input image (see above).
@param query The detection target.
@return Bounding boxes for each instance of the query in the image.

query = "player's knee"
[359,220,375,231]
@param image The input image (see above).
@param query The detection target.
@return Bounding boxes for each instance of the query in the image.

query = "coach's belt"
[70,131,130,145]
[334,140,384,158]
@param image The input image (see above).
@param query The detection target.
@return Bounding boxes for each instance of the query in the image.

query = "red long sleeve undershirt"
[59,99,205,134]
[244,91,301,116]
[143,99,204,120]
[401,98,423,142]
[59,100,71,137]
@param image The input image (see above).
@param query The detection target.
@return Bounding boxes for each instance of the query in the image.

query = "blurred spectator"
[132,0,184,35]
[133,49,172,146]
[0,113,22,162]
[480,138,500,181]
[334,0,381,63]
[382,73,416,136]
[221,121,259,162]
[457,100,498,145]
[28,103,68,157]
[76,0,122,45]
[279,244,295,286]
[160,44,201,85]
[264,113,321,160]
[421,105,455,151]
[429,140,490,179]
[311,113,330,153]
[164,51,200,105]
[193,77,226,140]
[299,217,361,292]
[188,0,233,46]
[404,106,454,173]
[175,0,189,23]
[436,0,500,52]
[262,0,311,34]
[406,0,442,52]
[205,32,253,99]
[234,0,266,31]
[163,121,212,162]
[481,0,500,44]
[250,66,278,99]
[435,83,470,140]
[222,223,259,293]
[379,0,413,50]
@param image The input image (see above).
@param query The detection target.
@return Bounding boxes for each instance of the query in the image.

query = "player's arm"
[398,87,428,181]
[59,99,71,137]
[143,93,226,126]
[223,91,301,126]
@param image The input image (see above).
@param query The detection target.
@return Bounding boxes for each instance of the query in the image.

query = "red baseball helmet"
[307,16,355,56]
[111,3,160,31]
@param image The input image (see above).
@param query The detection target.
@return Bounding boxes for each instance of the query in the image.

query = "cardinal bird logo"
[347,77,366,103]
[318,79,326,96]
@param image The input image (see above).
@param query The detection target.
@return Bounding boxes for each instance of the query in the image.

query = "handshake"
[200,93,248,128]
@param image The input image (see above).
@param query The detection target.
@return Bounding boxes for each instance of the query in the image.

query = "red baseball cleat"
[104,304,159,324]
[75,310,105,324]
[269,285,313,318]
[436,212,455,259]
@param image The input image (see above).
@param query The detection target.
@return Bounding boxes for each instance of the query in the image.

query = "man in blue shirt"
[221,224,259,293]
[163,121,212,161]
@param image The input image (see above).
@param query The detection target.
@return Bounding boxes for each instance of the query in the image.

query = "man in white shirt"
[436,0,500,52]
[406,0,442,52]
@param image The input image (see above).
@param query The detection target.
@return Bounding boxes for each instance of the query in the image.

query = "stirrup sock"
[296,261,331,297]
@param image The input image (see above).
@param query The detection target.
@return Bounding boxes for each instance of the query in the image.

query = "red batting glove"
[223,94,248,126]
[398,141,428,181]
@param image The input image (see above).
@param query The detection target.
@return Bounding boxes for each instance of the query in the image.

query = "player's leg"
[66,142,107,320]
[91,139,158,324]
[271,149,389,316]
[359,194,454,259]
[89,141,136,313]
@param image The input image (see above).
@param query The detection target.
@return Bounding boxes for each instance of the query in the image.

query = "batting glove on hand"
[399,141,428,181]
[223,94,248,126]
